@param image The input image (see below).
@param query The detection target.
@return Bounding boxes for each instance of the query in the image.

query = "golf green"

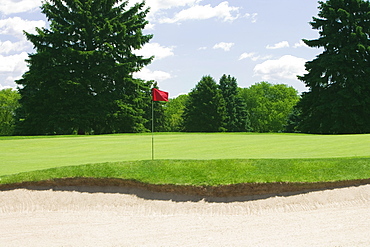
[1,133,369,176]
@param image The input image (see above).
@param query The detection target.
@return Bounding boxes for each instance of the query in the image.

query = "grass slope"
[1,158,370,186]
[1,133,370,187]
[1,133,370,176]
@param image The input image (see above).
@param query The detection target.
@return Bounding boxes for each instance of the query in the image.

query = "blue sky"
[0,0,323,97]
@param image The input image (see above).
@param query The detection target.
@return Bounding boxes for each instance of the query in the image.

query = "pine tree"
[218,74,248,132]
[183,76,226,132]
[298,0,370,134]
[16,0,153,135]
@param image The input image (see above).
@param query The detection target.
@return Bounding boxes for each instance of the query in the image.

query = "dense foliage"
[164,76,298,133]
[183,76,226,132]
[162,94,188,132]
[6,0,370,135]
[16,0,153,135]
[239,82,299,132]
[0,89,20,135]
[297,0,370,134]
[219,75,250,132]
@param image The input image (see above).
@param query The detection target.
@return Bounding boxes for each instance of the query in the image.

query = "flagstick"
[151,100,154,160]
[151,88,168,160]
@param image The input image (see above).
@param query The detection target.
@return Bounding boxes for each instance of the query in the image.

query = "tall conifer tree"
[16,0,153,135]
[298,0,370,133]
[183,76,226,132]
[218,74,248,132]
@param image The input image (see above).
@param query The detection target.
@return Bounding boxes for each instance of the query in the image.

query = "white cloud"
[134,67,172,82]
[159,1,240,23]
[144,23,156,30]
[0,17,45,39]
[0,40,28,54]
[0,83,14,90]
[198,46,207,50]
[293,40,308,48]
[0,52,28,89]
[134,43,175,61]
[5,75,22,85]
[252,55,273,61]
[239,52,272,61]
[0,52,28,73]
[239,52,255,60]
[253,55,307,81]
[213,42,234,51]
[266,41,290,49]
[146,0,202,12]
[129,0,202,21]
[244,13,258,23]
[0,0,41,15]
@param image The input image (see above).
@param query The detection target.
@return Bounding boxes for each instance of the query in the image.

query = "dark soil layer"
[1,178,370,197]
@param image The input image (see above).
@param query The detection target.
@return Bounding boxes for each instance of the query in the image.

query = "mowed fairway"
[1,133,370,176]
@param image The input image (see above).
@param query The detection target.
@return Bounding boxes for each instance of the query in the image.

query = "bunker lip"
[1,177,370,198]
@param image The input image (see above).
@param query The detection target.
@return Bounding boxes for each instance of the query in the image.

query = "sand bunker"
[1,183,370,246]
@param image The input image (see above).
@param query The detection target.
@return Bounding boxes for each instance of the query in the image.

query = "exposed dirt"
[1,177,370,197]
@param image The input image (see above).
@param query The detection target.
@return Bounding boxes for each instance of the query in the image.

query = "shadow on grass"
[1,177,370,202]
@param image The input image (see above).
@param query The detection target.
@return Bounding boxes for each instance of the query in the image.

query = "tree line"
[2,0,370,135]
[0,77,300,135]
[157,75,299,133]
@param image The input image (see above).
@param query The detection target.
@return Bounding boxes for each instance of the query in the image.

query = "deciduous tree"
[163,94,188,132]
[0,89,20,135]
[239,82,299,132]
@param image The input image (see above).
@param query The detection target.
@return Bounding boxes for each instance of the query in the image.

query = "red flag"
[152,88,168,101]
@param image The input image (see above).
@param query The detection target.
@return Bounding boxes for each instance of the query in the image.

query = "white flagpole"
[151,100,154,160]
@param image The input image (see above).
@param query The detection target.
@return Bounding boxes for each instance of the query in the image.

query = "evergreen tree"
[298,0,370,134]
[218,74,249,132]
[284,106,302,133]
[16,0,153,135]
[183,76,226,132]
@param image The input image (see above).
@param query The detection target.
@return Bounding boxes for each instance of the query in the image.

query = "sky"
[0,0,324,97]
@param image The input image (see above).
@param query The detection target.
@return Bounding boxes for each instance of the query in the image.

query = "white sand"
[1,185,370,246]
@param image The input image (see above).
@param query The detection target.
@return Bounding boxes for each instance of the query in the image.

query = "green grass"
[1,133,370,186]
[1,158,370,186]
